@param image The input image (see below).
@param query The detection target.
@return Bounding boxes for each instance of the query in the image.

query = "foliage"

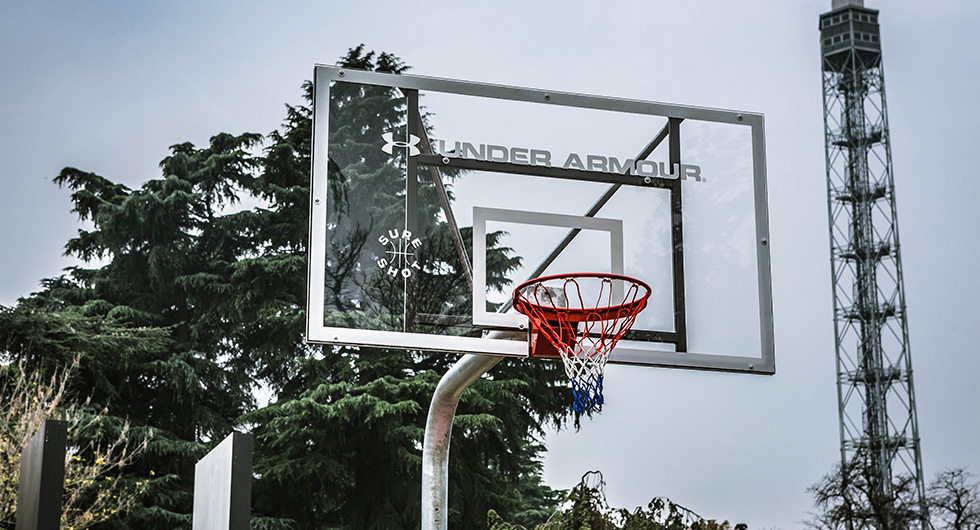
[1,127,264,528]
[0,91,273,525]
[927,468,980,530]
[807,452,925,530]
[488,471,746,530]
[1,44,573,529]
[809,456,980,530]
[0,357,148,529]
[245,44,572,530]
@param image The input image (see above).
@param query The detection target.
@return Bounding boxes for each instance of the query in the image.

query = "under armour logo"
[381,133,422,157]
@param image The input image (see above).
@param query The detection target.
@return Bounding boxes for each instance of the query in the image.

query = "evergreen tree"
[1,45,573,529]
[0,46,569,530]
[244,45,572,529]
[1,130,265,528]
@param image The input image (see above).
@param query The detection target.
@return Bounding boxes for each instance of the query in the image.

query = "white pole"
[421,352,503,530]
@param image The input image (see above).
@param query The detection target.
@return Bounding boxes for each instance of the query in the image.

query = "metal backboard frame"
[307,65,774,374]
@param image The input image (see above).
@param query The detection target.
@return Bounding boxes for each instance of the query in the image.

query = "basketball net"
[513,274,651,413]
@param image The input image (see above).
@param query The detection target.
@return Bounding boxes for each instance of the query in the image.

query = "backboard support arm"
[667,117,688,352]
[515,120,675,291]
[407,96,475,290]
[405,88,421,331]
[427,117,689,349]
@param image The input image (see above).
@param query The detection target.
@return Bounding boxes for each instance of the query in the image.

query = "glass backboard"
[307,65,774,374]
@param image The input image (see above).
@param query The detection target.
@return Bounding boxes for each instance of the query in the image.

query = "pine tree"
[245,45,572,529]
[1,45,573,529]
[1,131,265,528]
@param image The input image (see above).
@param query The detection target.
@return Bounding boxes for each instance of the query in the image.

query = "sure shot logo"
[377,228,422,279]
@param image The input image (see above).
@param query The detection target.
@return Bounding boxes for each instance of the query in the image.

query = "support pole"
[421,352,503,530]
[16,420,67,530]
[192,431,253,530]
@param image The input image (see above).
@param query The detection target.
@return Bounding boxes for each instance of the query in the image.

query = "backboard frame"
[307,64,775,374]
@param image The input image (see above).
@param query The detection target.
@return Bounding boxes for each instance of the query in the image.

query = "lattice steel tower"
[819,0,927,527]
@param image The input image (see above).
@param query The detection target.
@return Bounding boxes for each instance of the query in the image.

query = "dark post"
[192,431,253,530]
[15,419,67,530]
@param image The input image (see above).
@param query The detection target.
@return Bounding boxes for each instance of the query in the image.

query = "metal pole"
[421,352,503,530]
[16,420,67,530]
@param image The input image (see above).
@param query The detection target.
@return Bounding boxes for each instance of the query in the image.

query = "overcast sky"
[2,1,979,528]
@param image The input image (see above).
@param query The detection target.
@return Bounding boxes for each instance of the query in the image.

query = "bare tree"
[928,468,980,530]
[808,451,922,530]
[0,358,149,529]
[489,471,746,530]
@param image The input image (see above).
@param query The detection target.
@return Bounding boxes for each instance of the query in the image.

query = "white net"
[513,274,650,413]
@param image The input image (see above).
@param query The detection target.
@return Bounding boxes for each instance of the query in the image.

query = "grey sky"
[2,1,979,528]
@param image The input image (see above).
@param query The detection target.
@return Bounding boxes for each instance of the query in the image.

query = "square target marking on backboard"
[471,207,624,330]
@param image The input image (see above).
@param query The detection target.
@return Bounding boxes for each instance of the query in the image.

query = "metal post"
[16,420,67,530]
[421,352,503,530]
[192,431,253,530]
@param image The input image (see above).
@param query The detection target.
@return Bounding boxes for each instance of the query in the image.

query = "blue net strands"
[571,374,604,413]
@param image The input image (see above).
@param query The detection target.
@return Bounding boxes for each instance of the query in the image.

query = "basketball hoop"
[513,273,651,413]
